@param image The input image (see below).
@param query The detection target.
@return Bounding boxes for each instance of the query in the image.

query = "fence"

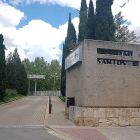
[29,91,61,96]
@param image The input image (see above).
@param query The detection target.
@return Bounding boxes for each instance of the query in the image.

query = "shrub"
[5,89,18,97]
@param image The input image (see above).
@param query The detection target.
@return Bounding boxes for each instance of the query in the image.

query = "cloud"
[9,0,92,9]
[121,0,140,27]
[112,0,140,37]
[1,0,140,62]
[5,47,27,61]
[0,20,62,61]
[0,0,79,62]
[0,1,24,27]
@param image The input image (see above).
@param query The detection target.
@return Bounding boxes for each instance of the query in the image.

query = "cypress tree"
[61,44,66,96]
[95,0,115,41]
[65,13,77,56]
[78,0,88,42]
[0,34,6,101]
[61,13,77,96]
[87,0,95,39]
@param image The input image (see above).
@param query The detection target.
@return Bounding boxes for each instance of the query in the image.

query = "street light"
[51,73,58,91]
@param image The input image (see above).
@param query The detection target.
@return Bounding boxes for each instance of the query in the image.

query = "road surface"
[0,96,62,140]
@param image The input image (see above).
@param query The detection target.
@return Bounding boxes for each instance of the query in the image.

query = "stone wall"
[69,106,140,127]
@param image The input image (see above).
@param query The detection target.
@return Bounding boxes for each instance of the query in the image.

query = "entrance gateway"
[65,40,140,127]
[27,75,45,96]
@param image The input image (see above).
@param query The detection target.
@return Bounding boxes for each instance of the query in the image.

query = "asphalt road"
[0,96,62,140]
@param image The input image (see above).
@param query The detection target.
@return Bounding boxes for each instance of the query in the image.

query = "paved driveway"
[0,96,47,126]
[0,96,62,140]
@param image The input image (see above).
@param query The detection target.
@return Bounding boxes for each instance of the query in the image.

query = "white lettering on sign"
[65,46,82,70]
[27,75,45,79]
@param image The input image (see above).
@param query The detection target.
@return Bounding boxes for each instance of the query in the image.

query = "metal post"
[54,76,55,91]
[35,80,37,96]
[28,80,30,95]
[49,96,52,114]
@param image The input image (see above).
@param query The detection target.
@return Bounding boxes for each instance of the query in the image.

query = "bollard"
[49,96,52,114]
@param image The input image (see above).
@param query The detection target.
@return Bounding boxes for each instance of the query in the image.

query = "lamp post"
[51,73,58,92]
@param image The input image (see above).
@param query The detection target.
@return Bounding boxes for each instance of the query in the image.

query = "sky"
[0,0,140,63]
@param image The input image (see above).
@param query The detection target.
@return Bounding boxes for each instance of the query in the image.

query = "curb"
[0,97,26,106]
[43,96,49,125]
[58,96,65,103]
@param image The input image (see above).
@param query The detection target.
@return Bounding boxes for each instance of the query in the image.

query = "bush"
[60,96,66,102]
[5,89,18,97]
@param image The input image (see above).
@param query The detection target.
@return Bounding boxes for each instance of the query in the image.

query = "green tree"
[78,0,88,42]
[61,44,66,96]
[87,0,95,39]
[114,12,140,43]
[6,52,14,89]
[65,13,77,56]
[0,34,6,101]
[23,58,61,91]
[61,13,77,96]
[6,48,28,95]
[49,60,61,91]
[19,63,28,95]
[23,57,48,91]
[95,0,115,41]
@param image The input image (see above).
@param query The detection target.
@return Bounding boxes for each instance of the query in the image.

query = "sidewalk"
[45,97,140,140]
[44,96,74,126]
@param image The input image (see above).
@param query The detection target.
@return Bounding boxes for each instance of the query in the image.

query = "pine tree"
[6,48,28,95]
[114,12,140,43]
[19,63,28,95]
[95,0,115,41]
[78,0,88,42]
[0,34,6,101]
[61,13,77,96]
[87,0,95,39]
[6,52,13,89]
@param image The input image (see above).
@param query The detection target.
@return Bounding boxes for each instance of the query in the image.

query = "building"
[65,40,140,127]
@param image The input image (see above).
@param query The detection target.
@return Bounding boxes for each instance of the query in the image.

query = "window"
[97,48,133,56]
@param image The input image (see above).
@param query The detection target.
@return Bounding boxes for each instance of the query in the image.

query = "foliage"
[61,13,77,96]
[87,0,95,39]
[114,12,140,43]
[65,13,77,56]
[2,94,24,103]
[5,89,18,97]
[61,44,66,96]
[59,96,66,102]
[0,34,6,101]
[78,0,88,42]
[95,0,115,41]
[23,58,61,92]
[6,48,28,95]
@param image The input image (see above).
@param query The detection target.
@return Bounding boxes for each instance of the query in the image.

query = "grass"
[0,94,25,104]
[59,96,66,102]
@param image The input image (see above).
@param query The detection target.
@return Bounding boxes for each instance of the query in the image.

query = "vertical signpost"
[28,80,30,95]
[51,73,58,94]
[35,80,37,96]
[27,75,45,96]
